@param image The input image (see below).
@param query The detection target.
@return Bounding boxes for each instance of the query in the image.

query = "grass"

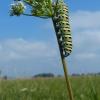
[0,76,100,100]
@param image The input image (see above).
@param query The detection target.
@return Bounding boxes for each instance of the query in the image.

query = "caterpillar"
[53,1,72,57]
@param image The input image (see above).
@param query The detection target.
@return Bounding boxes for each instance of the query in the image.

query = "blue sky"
[0,0,100,77]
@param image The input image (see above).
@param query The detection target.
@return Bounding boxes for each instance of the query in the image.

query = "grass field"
[0,76,100,100]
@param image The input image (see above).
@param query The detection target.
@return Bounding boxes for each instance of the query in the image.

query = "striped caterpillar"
[53,1,72,57]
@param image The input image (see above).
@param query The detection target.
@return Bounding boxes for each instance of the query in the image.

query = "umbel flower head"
[10,1,26,16]
[10,0,53,18]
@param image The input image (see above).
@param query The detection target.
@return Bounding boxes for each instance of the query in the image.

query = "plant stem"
[52,17,74,100]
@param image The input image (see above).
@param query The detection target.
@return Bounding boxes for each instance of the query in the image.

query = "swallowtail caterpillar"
[52,1,72,57]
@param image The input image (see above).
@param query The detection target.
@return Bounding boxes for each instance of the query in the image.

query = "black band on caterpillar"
[53,1,72,57]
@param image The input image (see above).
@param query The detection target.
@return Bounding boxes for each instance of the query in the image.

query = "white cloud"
[75,53,97,60]
[0,45,3,51]
[73,30,100,49]
[71,11,100,30]
[0,38,57,61]
[70,10,100,61]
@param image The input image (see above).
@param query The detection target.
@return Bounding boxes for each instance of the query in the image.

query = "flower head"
[10,1,26,16]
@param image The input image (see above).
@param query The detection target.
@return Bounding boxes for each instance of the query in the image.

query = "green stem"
[52,17,74,100]
[22,13,50,19]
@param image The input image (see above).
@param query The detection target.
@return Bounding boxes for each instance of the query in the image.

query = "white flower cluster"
[10,1,26,16]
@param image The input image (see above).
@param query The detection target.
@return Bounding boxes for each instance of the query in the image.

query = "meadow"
[0,76,100,100]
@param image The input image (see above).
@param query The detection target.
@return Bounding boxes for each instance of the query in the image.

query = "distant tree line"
[34,73,55,78]
[72,72,100,76]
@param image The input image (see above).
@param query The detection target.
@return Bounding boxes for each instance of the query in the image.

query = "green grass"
[0,76,100,100]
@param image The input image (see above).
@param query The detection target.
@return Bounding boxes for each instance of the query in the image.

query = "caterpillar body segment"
[53,1,72,57]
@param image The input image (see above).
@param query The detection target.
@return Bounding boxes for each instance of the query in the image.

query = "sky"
[0,0,100,77]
